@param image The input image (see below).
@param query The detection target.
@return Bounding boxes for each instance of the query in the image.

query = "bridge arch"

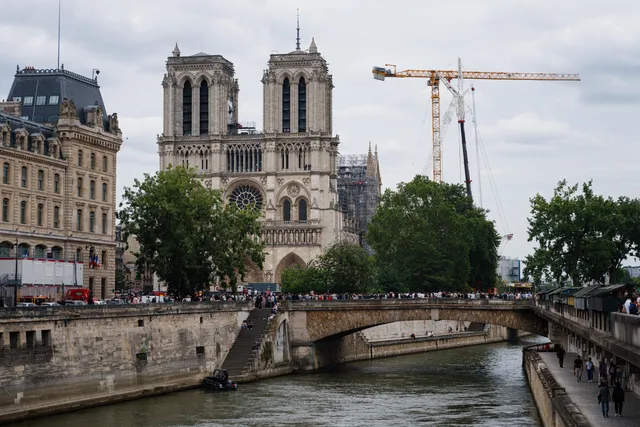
[284,300,548,344]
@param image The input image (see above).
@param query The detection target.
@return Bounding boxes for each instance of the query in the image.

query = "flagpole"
[57,0,61,69]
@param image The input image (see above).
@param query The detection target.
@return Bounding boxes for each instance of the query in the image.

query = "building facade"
[0,67,122,301]
[157,39,355,285]
[498,256,521,284]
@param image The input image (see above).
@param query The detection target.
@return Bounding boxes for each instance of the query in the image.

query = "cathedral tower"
[261,37,333,135]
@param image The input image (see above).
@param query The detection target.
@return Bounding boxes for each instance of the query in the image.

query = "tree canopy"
[281,241,377,294]
[118,166,264,296]
[366,175,500,292]
[524,179,640,286]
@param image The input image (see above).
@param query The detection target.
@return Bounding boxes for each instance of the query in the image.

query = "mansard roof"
[7,66,107,127]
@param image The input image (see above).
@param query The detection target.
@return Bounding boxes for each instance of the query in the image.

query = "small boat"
[202,369,238,391]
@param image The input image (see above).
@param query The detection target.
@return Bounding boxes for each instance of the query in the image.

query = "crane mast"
[372,63,580,185]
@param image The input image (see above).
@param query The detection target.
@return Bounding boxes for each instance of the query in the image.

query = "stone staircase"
[221,309,272,377]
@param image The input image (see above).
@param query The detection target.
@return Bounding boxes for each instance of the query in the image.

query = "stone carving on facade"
[287,182,300,198]
[204,179,212,189]
[260,176,267,185]
[302,177,310,186]
[276,178,285,186]
[108,113,120,133]
[220,177,229,186]
[267,199,275,210]
[59,98,77,117]
[312,198,319,209]
[95,106,104,129]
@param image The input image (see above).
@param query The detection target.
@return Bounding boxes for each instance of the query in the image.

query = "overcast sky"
[1,0,638,265]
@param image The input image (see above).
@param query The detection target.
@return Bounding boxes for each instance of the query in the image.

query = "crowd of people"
[618,294,640,315]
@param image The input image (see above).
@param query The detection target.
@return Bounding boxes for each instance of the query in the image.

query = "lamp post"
[13,237,18,306]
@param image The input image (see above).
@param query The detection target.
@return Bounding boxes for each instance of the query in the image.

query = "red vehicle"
[65,288,91,303]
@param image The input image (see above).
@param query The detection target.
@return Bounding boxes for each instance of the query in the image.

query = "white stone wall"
[362,320,472,341]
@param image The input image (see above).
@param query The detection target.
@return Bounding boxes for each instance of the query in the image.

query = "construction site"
[337,145,382,252]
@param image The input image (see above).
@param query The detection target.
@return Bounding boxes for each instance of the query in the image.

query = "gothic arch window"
[229,184,263,211]
[283,199,291,221]
[282,78,291,133]
[298,199,308,221]
[182,81,192,135]
[226,143,263,173]
[199,80,209,135]
[298,77,306,132]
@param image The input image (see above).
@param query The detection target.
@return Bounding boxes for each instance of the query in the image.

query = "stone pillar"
[547,321,566,347]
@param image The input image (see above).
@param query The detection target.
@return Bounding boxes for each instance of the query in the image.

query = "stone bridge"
[280,298,547,371]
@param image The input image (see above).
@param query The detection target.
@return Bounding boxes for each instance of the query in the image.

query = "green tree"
[367,175,500,292]
[114,267,131,292]
[527,180,640,285]
[280,242,376,294]
[118,166,264,296]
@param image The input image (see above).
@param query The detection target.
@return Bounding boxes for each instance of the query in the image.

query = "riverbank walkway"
[539,351,640,426]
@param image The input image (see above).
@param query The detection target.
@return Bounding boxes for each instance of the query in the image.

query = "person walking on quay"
[574,355,584,382]
[609,361,617,386]
[585,357,594,383]
[598,359,607,382]
[598,380,611,418]
[612,382,625,417]
[557,345,566,368]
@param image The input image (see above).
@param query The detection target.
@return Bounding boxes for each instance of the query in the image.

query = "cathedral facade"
[157,38,356,286]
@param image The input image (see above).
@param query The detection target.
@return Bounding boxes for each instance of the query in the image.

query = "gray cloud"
[2,0,639,264]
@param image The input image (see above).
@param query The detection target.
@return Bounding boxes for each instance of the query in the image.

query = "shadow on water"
[8,337,546,427]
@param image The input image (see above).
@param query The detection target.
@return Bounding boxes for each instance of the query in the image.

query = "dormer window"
[49,95,59,105]
[36,96,46,106]
[23,96,34,106]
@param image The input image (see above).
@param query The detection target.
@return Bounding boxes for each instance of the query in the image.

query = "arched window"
[182,81,192,135]
[89,211,95,232]
[283,199,291,221]
[53,206,60,228]
[77,150,83,166]
[35,244,46,259]
[102,155,108,172]
[102,212,108,234]
[77,209,83,231]
[2,162,9,184]
[298,77,306,132]
[37,203,44,226]
[77,177,83,197]
[20,201,27,224]
[37,169,44,190]
[90,153,95,169]
[90,180,95,199]
[282,78,290,133]
[102,182,108,201]
[2,198,9,222]
[298,199,308,221]
[0,242,10,257]
[199,80,209,135]
[229,185,263,211]
[54,173,60,193]
[21,166,27,187]
[76,247,82,262]
[51,246,63,260]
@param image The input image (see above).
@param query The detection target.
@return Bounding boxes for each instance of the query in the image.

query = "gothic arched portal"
[275,252,306,284]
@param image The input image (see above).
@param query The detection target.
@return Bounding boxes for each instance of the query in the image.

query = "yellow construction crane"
[372,62,580,183]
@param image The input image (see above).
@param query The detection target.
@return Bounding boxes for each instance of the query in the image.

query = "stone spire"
[366,142,376,177]
[375,144,382,194]
[309,37,318,54]
[172,43,181,57]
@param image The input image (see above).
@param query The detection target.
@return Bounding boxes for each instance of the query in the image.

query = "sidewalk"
[539,351,640,426]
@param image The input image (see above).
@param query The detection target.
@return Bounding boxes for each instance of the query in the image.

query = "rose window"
[229,184,263,211]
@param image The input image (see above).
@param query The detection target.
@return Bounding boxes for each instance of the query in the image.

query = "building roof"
[574,284,626,299]
[7,66,107,126]
[0,111,62,159]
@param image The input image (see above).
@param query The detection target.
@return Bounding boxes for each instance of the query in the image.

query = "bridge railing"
[281,298,534,309]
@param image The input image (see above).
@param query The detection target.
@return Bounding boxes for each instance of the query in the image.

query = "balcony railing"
[261,227,322,246]
[262,219,320,227]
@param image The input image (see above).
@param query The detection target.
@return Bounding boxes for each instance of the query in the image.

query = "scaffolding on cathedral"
[337,153,380,252]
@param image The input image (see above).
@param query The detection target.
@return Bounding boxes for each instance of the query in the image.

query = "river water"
[10,336,545,427]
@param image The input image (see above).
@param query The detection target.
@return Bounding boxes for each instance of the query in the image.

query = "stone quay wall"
[338,322,518,363]
[522,347,590,427]
[0,302,252,423]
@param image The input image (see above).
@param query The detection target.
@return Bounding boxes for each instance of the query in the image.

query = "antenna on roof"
[296,8,301,51]
[57,0,61,69]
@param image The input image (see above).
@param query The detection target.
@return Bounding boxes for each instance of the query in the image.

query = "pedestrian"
[585,357,594,383]
[597,380,611,418]
[612,382,625,417]
[573,355,583,382]
[556,345,566,368]
[598,359,607,381]
[609,361,617,386]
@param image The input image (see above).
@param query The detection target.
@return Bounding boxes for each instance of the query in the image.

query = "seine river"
[10,337,544,427]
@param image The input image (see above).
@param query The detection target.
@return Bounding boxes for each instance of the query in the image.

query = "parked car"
[64,300,87,305]
[41,302,60,307]
[16,302,36,307]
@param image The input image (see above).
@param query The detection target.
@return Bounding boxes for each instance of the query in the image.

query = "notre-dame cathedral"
[157,34,358,287]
